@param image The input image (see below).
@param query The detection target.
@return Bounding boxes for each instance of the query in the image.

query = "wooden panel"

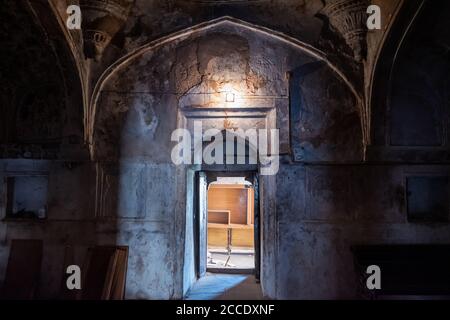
[110,248,128,300]
[208,228,228,247]
[232,229,254,247]
[80,246,128,300]
[209,184,248,189]
[208,186,249,224]
[247,188,254,225]
[1,239,43,299]
[60,245,77,300]
[208,210,230,224]
[208,223,253,229]
[81,246,116,300]
[207,184,255,248]
[208,228,254,248]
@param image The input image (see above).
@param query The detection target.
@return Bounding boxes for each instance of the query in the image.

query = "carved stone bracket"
[321,0,369,62]
[80,0,134,61]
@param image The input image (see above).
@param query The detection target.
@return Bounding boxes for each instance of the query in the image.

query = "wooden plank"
[59,245,77,300]
[247,188,254,225]
[208,228,228,247]
[208,210,230,224]
[209,184,248,189]
[110,247,128,300]
[77,246,92,300]
[109,251,124,300]
[101,250,119,299]
[208,227,254,248]
[208,186,248,224]
[1,239,43,300]
[208,223,253,229]
[119,248,128,298]
[80,246,117,300]
[230,229,254,248]
[80,246,129,300]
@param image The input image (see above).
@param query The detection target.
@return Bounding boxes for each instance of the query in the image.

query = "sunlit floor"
[185,273,264,300]
[207,248,254,269]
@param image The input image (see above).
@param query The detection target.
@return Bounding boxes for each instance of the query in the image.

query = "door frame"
[194,169,261,280]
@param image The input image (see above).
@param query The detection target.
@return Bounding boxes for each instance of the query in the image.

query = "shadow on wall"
[89,19,364,300]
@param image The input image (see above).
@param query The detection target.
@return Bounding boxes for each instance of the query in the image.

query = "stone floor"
[207,250,255,269]
[185,273,264,300]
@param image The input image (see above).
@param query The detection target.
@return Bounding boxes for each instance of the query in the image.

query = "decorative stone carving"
[321,0,369,62]
[80,0,134,61]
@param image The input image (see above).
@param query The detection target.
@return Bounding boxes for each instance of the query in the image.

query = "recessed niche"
[406,176,449,222]
[5,175,49,219]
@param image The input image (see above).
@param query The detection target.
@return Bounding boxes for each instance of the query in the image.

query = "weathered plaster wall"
[93,22,361,161]
[93,161,182,299]
[91,20,362,299]
[369,0,450,161]
[0,0,86,161]
[1,0,449,301]
[0,159,96,298]
[364,0,403,109]
[276,163,450,299]
[46,0,365,124]
[290,62,362,162]
[89,0,449,300]
[86,0,328,83]
[0,1,92,299]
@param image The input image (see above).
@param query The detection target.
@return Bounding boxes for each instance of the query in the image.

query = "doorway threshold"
[207,268,254,275]
[185,273,264,300]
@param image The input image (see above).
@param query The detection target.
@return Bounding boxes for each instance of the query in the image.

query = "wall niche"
[406,176,449,223]
[4,175,49,220]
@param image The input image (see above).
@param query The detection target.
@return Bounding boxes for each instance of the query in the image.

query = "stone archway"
[89,14,364,299]
[89,16,362,157]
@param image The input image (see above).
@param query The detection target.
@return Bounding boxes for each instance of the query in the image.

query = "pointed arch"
[369,0,426,147]
[88,16,362,156]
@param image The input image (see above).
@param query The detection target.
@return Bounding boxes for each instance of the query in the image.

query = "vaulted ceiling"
[5,0,438,160]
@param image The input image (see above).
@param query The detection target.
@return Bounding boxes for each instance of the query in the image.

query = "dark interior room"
[0,0,449,305]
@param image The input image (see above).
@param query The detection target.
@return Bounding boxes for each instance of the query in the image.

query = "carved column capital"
[321,0,369,62]
[80,0,134,61]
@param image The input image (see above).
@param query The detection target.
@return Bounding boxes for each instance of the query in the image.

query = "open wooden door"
[197,171,208,277]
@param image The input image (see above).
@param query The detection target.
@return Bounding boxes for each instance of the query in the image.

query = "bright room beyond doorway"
[207,177,255,272]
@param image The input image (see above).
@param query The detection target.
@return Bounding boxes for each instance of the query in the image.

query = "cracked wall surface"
[0,0,450,300]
